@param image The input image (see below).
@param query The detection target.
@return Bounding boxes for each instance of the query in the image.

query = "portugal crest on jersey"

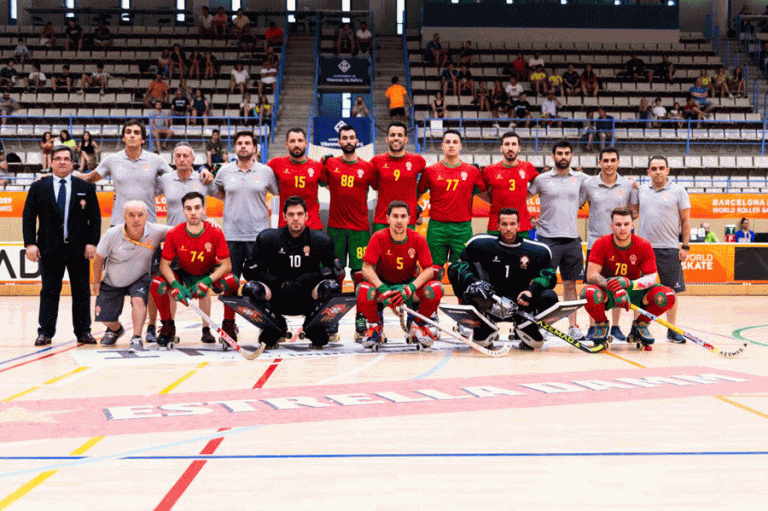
[629,254,637,265]
[519,169,526,179]
[406,162,412,170]
[308,169,314,177]
[205,242,212,252]
[461,171,467,180]
[357,169,363,178]
[408,248,416,259]
[520,255,530,269]
[304,245,310,256]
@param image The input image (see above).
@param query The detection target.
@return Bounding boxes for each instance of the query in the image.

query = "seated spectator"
[57,130,76,150]
[759,42,768,72]
[652,54,675,84]
[490,80,509,119]
[64,19,84,52]
[336,23,356,55]
[510,52,528,82]
[352,95,371,117]
[170,89,191,126]
[689,78,715,114]
[25,62,47,92]
[52,64,76,93]
[595,107,614,149]
[637,97,651,126]
[239,32,255,55]
[169,44,186,82]
[92,22,112,49]
[144,74,169,108]
[700,222,718,243]
[198,6,214,37]
[730,66,746,98]
[547,67,563,96]
[39,22,57,48]
[698,68,712,96]
[156,49,171,78]
[191,89,210,126]
[240,93,256,125]
[529,65,547,97]
[0,60,19,92]
[669,101,684,129]
[258,59,277,96]
[581,63,599,97]
[230,63,249,94]
[458,40,474,67]
[650,97,668,128]
[356,21,372,55]
[187,49,202,80]
[540,91,561,127]
[212,7,228,38]
[581,109,597,152]
[510,92,532,128]
[711,66,731,98]
[77,131,99,171]
[255,94,272,124]
[431,91,447,118]
[177,78,192,101]
[148,101,173,151]
[232,8,251,41]
[474,83,490,113]
[619,53,649,82]
[206,129,228,167]
[735,217,755,243]
[441,62,458,97]
[13,38,29,64]
[0,150,9,189]
[203,51,218,79]
[504,76,523,101]
[682,96,704,126]
[264,21,284,52]
[562,64,581,97]
[528,51,545,73]
[80,62,109,94]
[456,64,475,96]
[40,131,54,170]
[424,33,448,70]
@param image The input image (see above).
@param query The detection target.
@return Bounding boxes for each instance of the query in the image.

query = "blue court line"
[412,348,452,380]
[2,451,767,461]
[0,340,75,366]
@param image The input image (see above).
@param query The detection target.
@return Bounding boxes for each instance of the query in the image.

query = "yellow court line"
[1,387,41,403]
[714,396,768,420]
[603,350,647,368]
[43,366,89,385]
[2,367,91,403]
[159,362,209,395]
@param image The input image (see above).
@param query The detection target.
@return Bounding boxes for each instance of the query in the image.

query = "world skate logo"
[338,60,351,73]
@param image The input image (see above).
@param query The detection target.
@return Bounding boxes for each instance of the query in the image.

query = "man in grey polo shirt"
[213,130,279,281]
[528,139,589,339]
[637,155,690,343]
[156,142,216,226]
[579,147,638,341]
[92,201,172,351]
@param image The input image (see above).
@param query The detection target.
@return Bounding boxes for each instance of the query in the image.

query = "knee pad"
[150,276,169,296]
[432,264,445,281]
[645,285,676,310]
[212,273,238,294]
[242,280,267,303]
[316,279,340,302]
[516,325,544,349]
[356,281,377,302]
[580,285,605,306]
[419,280,444,302]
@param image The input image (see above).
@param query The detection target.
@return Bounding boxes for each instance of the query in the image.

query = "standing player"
[370,122,426,232]
[448,208,557,350]
[480,131,538,236]
[528,140,589,339]
[150,192,239,347]
[268,128,324,230]
[579,147,638,341]
[417,129,485,278]
[583,207,676,349]
[357,200,444,349]
[241,196,344,348]
[637,155,690,343]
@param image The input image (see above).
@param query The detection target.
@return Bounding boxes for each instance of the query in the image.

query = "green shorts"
[373,223,415,232]
[174,268,213,288]
[426,220,473,266]
[327,226,371,271]
[486,230,530,238]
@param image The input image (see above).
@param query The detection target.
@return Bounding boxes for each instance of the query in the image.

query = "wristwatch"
[681,244,690,250]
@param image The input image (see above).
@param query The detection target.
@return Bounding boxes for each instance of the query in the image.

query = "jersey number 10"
[289,255,301,267]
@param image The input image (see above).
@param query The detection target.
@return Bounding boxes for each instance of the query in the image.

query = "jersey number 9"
[393,169,400,181]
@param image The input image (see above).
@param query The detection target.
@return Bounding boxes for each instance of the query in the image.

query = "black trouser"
[226,241,256,280]
[38,242,91,338]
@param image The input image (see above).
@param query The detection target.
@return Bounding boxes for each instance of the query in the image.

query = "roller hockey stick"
[398,305,512,357]
[629,303,747,357]
[492,295,605,354]
[185,300,266,360]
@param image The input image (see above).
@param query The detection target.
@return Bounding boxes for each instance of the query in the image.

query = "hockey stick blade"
[629,303,746,357]
[186,300,266,360]
[399,305,512,357]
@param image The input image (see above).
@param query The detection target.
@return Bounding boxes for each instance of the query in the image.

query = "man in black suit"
[23,146,101,345]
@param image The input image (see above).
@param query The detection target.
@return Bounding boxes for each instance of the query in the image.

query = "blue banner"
[312,117,372,149]
[318,57,371,86]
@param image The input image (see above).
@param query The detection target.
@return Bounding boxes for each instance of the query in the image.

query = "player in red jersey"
[370,122,426,231]
[149,192,239,347]
[357,200,444,349]
[417,129,485,278]
[582,207,676,349]
[480,131,538,235]
[268,127,324,230]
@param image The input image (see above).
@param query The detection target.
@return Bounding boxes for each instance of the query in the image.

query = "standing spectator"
[198,6,214,37]
[562,64,581,97]
[474,83,490,114]
[77,131,99,171]
[385,76,411,123]
[25,62,47,92]
[528,52,545,72]
[504,76,523,101]
[148,101,173,151]
[258,59,277,96]
[637,155,690,343]
[688,78,715,114]
[64,19,84,52]
[456,64,475,96]
[529,65,547,97]
[529,216,539,240]
[424,33,448,70]
[510,52,528,82]
[711,66,731,98]
[510,92,532,127]
[168,44,186,83]
[581,63,599,97]
[170,88,191,126]
[13,38,30,64]
[212,7,228,38]
[206,129,228,168]
[264,21,284,52]
[528,140,589,339]
[230,63,249,95]
[652,54,675,84]
[432,91,448,118]
[356,21,372,55]
[191,89,209,126]
[52,64,76,93]
[617,53,648,82]
[40,132,54,170]
[541,91,561,127]
[650,97,668,128]
[735,217,755,242]
[547,67,564,96]
[156,49,171,78]
[80,62,109,95]
[39,22,57,48]
[23,146,101,346]
[352,95,371,117]
[92,21,112,49]
[441,63,458,97]
[0,60,19,91]
[595,107,614,150]
[203,51,218,79]
[187,49,202,80]
[730,65,746,97]
[458,40,474,67]
[143,74,169,108]
[336,23,356,55]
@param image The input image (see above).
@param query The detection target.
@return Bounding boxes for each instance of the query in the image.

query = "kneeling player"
[241,196,344,348]
[356,200,444,349]
[448,207,557,350]
[583,207,675,350]
[150,192,239,347]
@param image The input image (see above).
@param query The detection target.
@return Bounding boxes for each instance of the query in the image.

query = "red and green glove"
[170,281,192,304]
[394,283,416,304]
[191,276,213,298]
[612,288,631,310]
[607,276,633,293]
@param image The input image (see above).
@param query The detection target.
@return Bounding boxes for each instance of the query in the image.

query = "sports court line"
[0,341,75,366]
[412,349,452,380]
[253,358,282,389]
[2,366,91,402]
[0,343,83,375]
[314,353,386,384]
[159,362,209,394]
[602,350,646,368]
[732,325,768,348]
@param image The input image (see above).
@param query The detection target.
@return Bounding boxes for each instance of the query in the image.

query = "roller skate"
[201,326,216,344]
[219,319,238,351]
[628,320,654,351]
[407,319,438,350]
[361,322,384,351]
[353,312,367,343]
[591,321,610,348]
[156,320,177,349]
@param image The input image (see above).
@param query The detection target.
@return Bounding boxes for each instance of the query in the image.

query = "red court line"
[0,344,82,374]
[153,358,282,510]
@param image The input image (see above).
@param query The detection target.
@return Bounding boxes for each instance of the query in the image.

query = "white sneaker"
[129,336,144,351]
[567,326,585,340]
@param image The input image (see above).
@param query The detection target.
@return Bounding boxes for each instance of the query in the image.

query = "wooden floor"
[0,295,766,510]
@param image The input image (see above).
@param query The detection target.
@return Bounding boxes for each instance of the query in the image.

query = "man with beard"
[479,132,538,236]
[268,128,324,230]
[528,140,589,339]
[370,122,426,232]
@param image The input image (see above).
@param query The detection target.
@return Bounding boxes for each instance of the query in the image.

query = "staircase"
[372,35,417,153]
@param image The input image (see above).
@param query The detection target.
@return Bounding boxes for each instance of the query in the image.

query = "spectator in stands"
[52,64,76,93]
[232,8,251,41]
[240,93,257,125]
[356,21,372,55]
[198,6,214,37]
[650,97,668,128]
[230,63,250,95]
[92,21,112,49]
[711,66,731,98]
[730,65,746,98]
[64,19,84,52]
[457,64,475,96]
[458,40,474,67]
[424,33,448,71]
[547,67,564,97]
[239,31,255,56]
[255,94,272,124]
[203,51,218,79]
[191,89,210,126]
[336,23,356,55]
[144,74,169,108]
[595,107,614,149]
[581,63,599,97]
[689,78,715,114]
[77,131,99,171]
[441,62,458,97]
[735,217,755,243]
[156,49,171,79]
[0,60,19,92]
[206,129,228,168]
[80,62,109,95]
[212,7,228,38]
[682,96,704,127]
[669,101,684,129]
[431,91,447,118]
[510,92,532,128]
[528,51,545,73]
[264,21,284,52]
[185,50,201,80]
[149,101,173,151]
[617,53,648,82]
[170,89,191,126]
[0,92,16,128]
[759,42,768,71]
[490,80,509,121]
[562,64,581,97]
[739,5,753,33]
[474,82,490,114]
[541,91,561,127]
[263,46,278,66]
[0,150,9,189]
[40,22,56,49]
[258,59,277,96]
[529,65,547,97]
[14,38,29,64]
[504,76,523,101]
[510,52,528,82]
[169,44,186,83]
[352,95,371,117]
[57,130,76,150]
[652,54,675,84]
[637,98,651,125]
[582,109,597,152]
[25,62,47,93]
[177,77,192,101]
[385,76,411,123]
[700,222,718,243]
[40,132,54,170]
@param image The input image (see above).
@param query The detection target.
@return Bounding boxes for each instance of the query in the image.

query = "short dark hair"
[181,191,205,207]
[387,200,409,216]
[387,121,407,135]
[498,207,519,222]
[338,125,356,137]
[391,76,399,84]
[122,119,147,140]
[552,139,572,154]
[599,147,619,161]
[284,195,307,213]
[51,146,75,161]
[648,155,668,168]
[500,131,520,145]
[285,127,306,140]
[235,130,256,145]
[443,129,462,142]
[610,206,634,220]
